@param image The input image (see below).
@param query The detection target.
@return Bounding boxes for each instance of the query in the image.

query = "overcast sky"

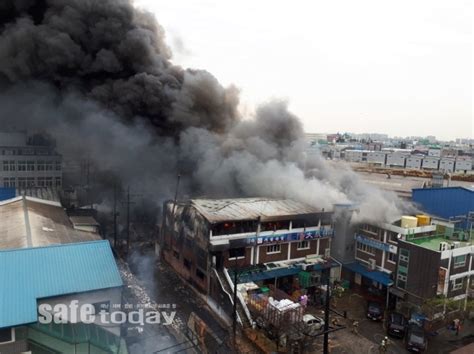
[136,0,472,141]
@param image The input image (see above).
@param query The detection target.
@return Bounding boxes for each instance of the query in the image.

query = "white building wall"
[439,158,455,172]
[422,157,440,170]
[367,151,387,165]
[386,153,406,167]
[406,156,422,169]
[455,158,472,172]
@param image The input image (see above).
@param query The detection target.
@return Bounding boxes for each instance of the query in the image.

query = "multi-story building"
[395,228,473,319]
[160,198,340,325]
[342,215,437,305]
[0,132,62,188]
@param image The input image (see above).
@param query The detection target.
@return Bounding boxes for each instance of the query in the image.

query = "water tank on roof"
[401,216,418,228]
[416,215,430,226]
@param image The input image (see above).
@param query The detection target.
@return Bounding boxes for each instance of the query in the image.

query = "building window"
[297,241,310,250]
[196,268,206,280]
[356,242,375,255]
[453,255,466,268]
[396,248,409,289]
[183,258,192,270]
[3,177,16,188]
[37,160,45,171]
[45,177,53,187]
[27,177,35,187]
[26,160,35,171]
[3,160,15,171]
[452,278,464,291]
[37,177,45,187]
[0,328,13,343]
[229,247,246,259]
[18,177,27,188]
[17,160,26,171]
[93,301,110,314]
[55,177,62,187]
[55,161,62,171]
[267,244,281,254]
[45,161,53,171]
[388,232,398,243]
[387,252,396,263]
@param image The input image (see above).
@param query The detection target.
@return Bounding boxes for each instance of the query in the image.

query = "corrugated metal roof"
[0,196,100,250]
[191,198,322,223]
[0,240,122,328]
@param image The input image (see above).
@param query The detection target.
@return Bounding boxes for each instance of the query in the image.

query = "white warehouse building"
[422,157,440,170]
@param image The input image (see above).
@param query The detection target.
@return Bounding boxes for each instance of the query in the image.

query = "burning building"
[161,197,341,325]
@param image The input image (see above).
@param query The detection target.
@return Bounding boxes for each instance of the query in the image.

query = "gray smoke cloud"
[0,0,413,224]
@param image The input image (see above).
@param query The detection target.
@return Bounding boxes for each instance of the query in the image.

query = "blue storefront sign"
[246,227,334,245]
[354,234,397,253]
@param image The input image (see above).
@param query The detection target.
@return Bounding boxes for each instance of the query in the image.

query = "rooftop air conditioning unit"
[368,258,376,270]
[453,242,460,249]
[439,242,449,252]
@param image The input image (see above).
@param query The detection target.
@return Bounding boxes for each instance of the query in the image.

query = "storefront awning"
[344,262,394,287]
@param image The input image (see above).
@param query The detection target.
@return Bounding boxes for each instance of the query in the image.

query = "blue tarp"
[344,261,394,286]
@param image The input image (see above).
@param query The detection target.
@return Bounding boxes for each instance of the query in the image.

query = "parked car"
[387,312,407,338]
[406,324,427,352]
[303,314,325,334]
[367,301,383,321]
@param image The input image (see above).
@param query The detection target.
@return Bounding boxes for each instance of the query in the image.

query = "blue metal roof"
[412,187,474,228]
[0,240,123,329]
[344,262,394,287]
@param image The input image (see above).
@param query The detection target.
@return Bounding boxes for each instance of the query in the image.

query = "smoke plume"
[0,0,412,223]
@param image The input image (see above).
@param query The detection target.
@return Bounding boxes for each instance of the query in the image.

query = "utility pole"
[126,186,131,253]
[122,185,139,254]
[323,275,331,354]
[232,266,239,347]
[172,174,181,216]
[113,182,119,249]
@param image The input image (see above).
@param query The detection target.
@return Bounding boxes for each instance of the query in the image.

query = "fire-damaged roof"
[0,196,100,250]
[190,198,323,223]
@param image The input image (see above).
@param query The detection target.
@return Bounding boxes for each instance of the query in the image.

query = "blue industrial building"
[0,187,15,201]
[412,187,474,228]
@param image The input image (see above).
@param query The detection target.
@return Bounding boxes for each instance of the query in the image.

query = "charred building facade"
[161,198,340,323]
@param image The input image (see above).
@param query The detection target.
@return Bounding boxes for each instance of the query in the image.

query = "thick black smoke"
[0,0,412,223]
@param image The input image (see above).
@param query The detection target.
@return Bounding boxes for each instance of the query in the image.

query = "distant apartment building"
[0,132,62,188]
